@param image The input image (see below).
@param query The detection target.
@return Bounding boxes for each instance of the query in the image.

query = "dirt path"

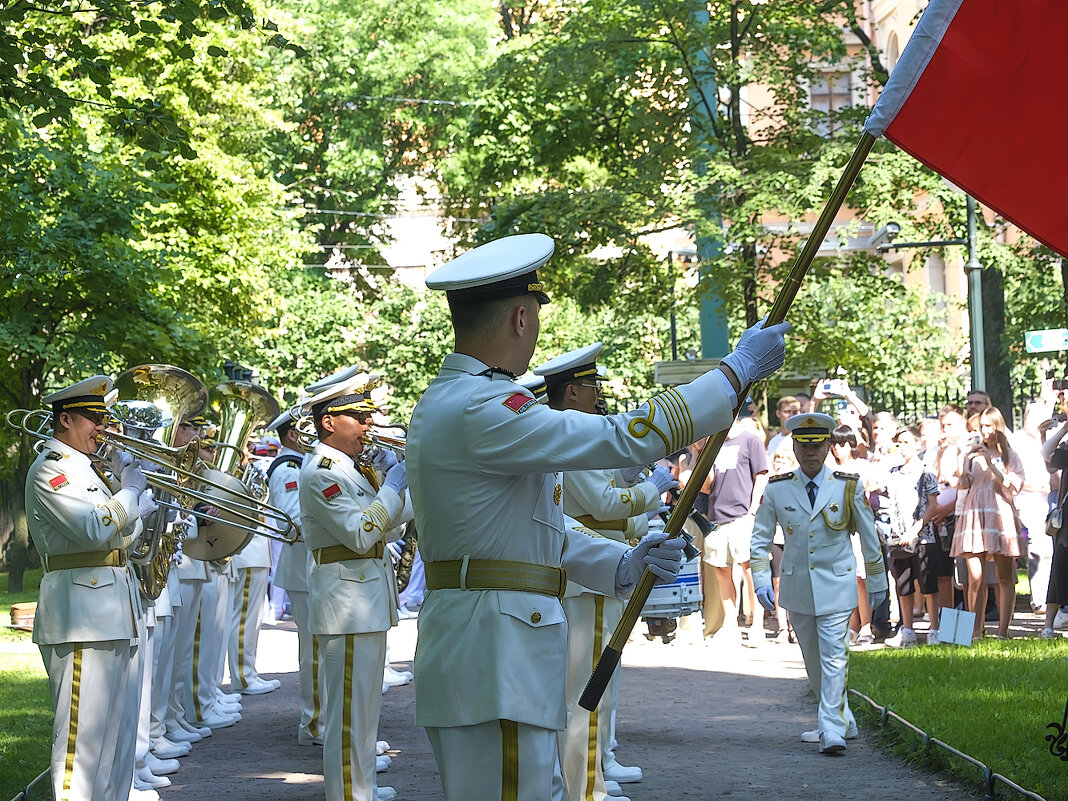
[154,611,986,801]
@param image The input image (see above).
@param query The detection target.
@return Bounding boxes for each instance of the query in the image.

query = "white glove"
[719,317,792,387]
[370,448,398,473]
[615,530,686,593]
[649,464,678,495]
[618,465,645,485]
[137,489,159,519]
[110,449,133,473]
[383,461,408,495]
[646,504,670,520]
[120,462,147,495]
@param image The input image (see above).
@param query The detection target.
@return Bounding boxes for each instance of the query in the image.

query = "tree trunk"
[981,265,1013,427]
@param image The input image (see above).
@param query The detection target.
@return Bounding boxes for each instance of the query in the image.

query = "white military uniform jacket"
[26,437,143,645]
[268,447,311,592]
[561,468,656,596]
[299,442,411,636]
[750,466,887,616]
[408,353,735,730]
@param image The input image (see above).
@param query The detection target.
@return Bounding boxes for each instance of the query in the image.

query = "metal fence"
[862,380,1043,429]
[850,689,1047,801]
[7,769,50,801]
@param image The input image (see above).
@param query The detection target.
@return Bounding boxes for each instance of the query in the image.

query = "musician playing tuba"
[24,376,152,801]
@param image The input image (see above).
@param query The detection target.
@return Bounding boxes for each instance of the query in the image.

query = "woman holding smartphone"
[951,406,1024,638]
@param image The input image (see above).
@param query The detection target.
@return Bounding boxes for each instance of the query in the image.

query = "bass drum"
[181,467,256,561]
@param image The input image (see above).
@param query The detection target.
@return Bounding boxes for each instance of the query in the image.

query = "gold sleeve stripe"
[628,403,669,450]
[629,484,646,513]
[654,388,693,452]
[104,498,128,530]
[866,559,886,575]
[361,500,390,533]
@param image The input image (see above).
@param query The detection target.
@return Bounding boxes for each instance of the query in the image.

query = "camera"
[969,432,982,448]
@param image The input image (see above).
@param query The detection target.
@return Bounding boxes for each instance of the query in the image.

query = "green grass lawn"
[851,636,1068,800]
[0,568,50,800]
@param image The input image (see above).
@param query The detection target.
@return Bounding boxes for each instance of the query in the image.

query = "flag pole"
[579,131,878,711]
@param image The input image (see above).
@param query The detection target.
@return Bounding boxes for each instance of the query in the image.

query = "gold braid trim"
[628,387,694,453]
[103,498,128,530]
[360,500,391,533]
[820,478,857,532]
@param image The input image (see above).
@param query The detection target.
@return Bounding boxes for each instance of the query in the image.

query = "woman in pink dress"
[952,406,1024,638]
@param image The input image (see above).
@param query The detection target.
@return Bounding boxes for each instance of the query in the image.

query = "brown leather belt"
[313,542,385,564]
[424,558,567,599]
[44,549,127,572]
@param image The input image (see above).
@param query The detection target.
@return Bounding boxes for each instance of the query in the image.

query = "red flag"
[864,0,1068,257]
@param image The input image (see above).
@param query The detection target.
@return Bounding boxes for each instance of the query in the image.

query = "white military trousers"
[319,631,386,801]
[789,608,857,738]
[41,639,137,801]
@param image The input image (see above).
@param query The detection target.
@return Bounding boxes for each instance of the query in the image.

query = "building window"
[810,70,852,136]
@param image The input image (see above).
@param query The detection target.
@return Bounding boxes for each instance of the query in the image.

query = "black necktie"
[806,480,817,508]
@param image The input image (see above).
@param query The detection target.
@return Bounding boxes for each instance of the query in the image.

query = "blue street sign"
[1025,328,1068,353]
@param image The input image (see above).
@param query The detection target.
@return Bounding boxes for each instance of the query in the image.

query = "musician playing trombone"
[408,233,790,801]
[25,376,152,801]
[298,374,412,801]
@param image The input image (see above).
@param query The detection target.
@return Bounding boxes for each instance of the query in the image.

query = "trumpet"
[359,424,406,465]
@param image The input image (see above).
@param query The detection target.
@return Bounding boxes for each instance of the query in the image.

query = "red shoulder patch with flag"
[49,474,69,491]
[285,481,298,492]
[502,393,537,414]
[322,483,342,500]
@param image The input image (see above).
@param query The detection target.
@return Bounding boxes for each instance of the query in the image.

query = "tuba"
[111,364,209,601]
[181,380,298,562]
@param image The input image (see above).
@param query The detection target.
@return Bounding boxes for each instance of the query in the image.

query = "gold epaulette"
[768,472,795,483]
[317,456,334,470]
[833,471,860,481]
[45,451,63,461]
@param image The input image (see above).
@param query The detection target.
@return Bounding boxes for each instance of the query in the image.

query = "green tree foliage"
[0,0,301,161]
[439,0,963,388]
[263,0,494,284]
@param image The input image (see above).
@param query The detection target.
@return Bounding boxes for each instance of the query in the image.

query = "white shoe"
[239,677,281,695]
[152,737,191,757]
[145,753,179,776]
[927,629,940,646]
[214,701,242,716]
[196,711,239,729]
[218,690,242,702]
[135,766,170,790]
[376,754,392,772]
[179,719,211,737]
[383,666,412,687]
[605,779,623,794]
[1041,627,1058,639]
[398,605,419,619]
[742,624,766,648]
[707,625,743,649]
[802,724,858,743]
[130,787,160,801]
[377,740,390,755]
[382,683,389,695]
[165,725,202,744]
[603,755,642,783]
[376,786,397,800]
[1054,608,1068,629]
[885,627,917,648]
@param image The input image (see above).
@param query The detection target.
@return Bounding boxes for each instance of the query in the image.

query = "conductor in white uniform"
[750,412,888,754]
[407,232,791,800]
